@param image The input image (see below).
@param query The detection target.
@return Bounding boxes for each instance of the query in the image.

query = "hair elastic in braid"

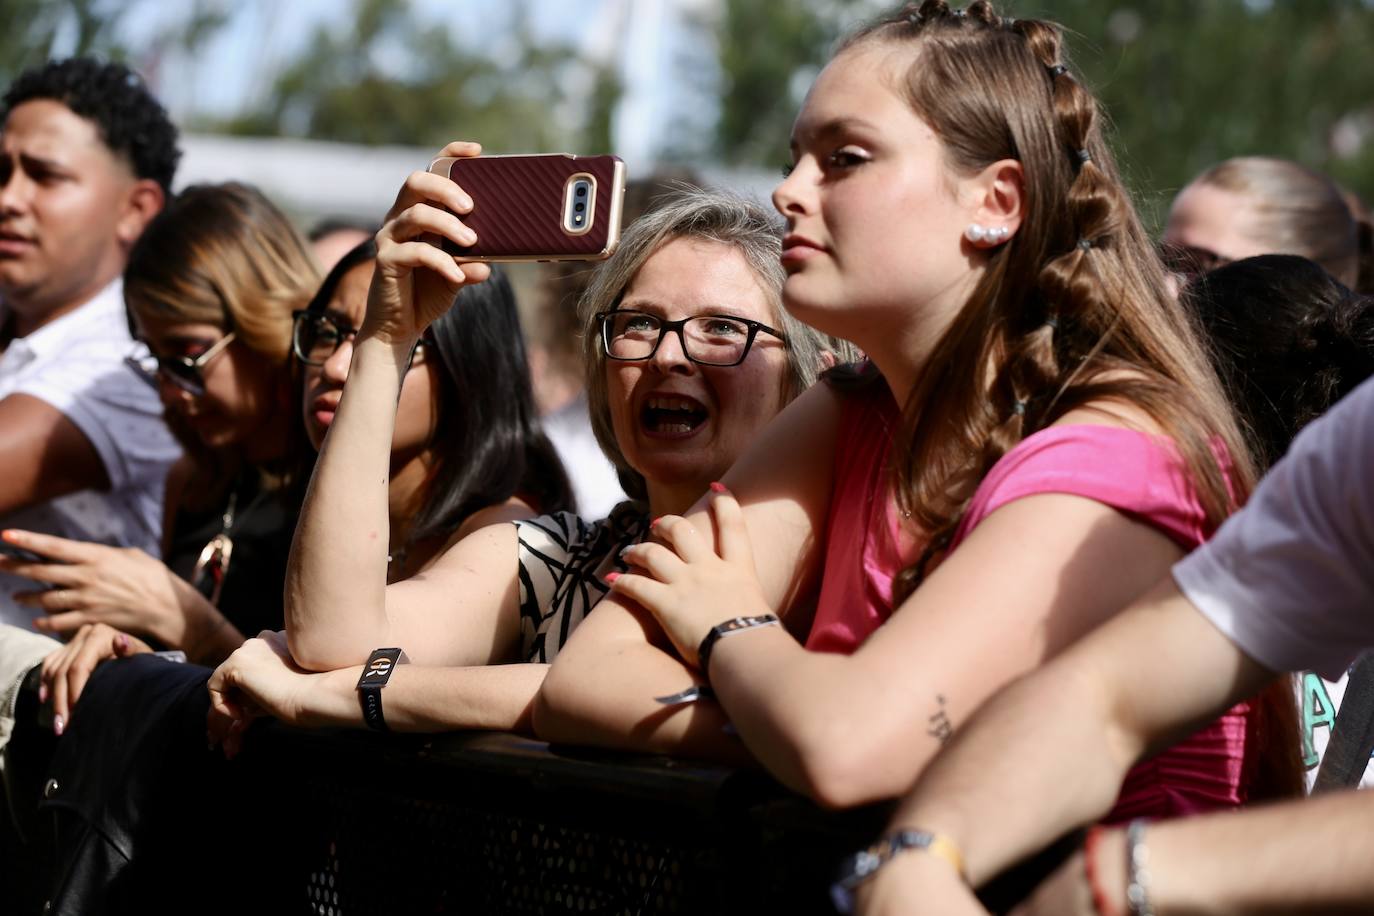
[1012,400,1028,416]
[1075,148,1093,165]
[1077,237,1094,252]
[1043,315,1060,330]
[1047,64,1068,78]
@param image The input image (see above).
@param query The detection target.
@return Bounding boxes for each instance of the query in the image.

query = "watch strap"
[356,647,406,732]
[696,614,780,681]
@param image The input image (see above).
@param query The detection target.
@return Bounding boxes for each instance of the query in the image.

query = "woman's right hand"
[366,140,493,347]
[39,622,152,734]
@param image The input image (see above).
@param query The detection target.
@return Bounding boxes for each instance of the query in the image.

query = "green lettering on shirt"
[1301,672,1337,769]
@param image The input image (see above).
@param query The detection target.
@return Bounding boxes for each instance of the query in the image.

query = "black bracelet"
[696,614,780,682]
[356,647,406,731]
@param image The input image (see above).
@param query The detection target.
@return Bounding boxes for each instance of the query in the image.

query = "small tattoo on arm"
[927,693,954,745]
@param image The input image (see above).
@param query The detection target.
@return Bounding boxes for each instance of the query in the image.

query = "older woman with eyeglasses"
[203,179,841,748]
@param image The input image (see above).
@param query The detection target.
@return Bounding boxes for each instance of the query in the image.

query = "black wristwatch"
[356,647,407,731]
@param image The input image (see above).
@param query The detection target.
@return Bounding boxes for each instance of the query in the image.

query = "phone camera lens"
[575,202,586,212]
[576,185,588,197]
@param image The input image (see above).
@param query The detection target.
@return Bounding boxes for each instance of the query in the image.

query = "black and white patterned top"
[515,500,650,663]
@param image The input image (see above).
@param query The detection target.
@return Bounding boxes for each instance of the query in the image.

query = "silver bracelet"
[1125,818,1156,916]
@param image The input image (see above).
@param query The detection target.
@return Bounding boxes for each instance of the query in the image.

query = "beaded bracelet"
[1125,819,1156,916]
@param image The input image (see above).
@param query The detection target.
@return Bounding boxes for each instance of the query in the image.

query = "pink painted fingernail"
[650,517,661,529]
[115,634,128,651]
[53,715,64,736]
[37,684,47,703]
[709,482,728,494]
[604,572,621,585]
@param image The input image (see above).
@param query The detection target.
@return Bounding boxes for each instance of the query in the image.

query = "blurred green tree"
[218,0,618,154]
[710,0,1374,227]
[0,0,128,86]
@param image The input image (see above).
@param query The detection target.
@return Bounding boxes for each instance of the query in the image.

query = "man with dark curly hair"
[0,58,182,631]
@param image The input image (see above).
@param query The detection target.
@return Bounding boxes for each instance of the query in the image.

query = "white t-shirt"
[1173,374,1374,681]
[0,280,181,630]
[542,392,627,521]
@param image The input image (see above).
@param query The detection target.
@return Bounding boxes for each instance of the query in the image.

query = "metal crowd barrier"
[237,725,885,916]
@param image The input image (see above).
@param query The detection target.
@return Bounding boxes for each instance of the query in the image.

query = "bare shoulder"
[1050,370,1168,437]
[452,497,541,542]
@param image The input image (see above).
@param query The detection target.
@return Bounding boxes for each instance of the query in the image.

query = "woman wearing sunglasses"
[0,184,316,698]
[204,187,840,746]
[11,189,575,731]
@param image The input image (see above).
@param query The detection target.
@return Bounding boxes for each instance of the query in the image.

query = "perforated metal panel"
[238,727,871,916]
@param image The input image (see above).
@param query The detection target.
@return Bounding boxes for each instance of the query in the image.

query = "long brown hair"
[842,1,1255,597]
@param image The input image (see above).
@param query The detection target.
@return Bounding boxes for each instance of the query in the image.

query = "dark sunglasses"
[124,332,237,398]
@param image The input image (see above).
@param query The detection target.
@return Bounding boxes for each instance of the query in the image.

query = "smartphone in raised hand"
[428,153,626,262]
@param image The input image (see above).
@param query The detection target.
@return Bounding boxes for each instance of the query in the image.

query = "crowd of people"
[2,1,1373,912]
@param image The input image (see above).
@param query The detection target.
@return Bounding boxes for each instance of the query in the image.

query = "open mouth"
[640,395,708,437]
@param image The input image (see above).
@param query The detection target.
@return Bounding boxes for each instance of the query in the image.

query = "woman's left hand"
[38,622,153,733]
[207,630,322,758]
[2,528,206,647]
[612,485,771,668]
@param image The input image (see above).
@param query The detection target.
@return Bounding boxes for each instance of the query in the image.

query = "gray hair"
[579,187,839,501]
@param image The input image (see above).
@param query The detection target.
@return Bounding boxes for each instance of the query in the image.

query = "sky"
[107,0,714,164]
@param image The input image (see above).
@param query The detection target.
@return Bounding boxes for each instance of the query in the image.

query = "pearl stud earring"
[965,224,1011,246]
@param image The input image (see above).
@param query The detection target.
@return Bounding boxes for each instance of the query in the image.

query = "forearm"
[286,334,411,668]
[887,660,1136,885]
[710,626,949,807]
[882,580,1275,888]
[172,581,246,665]
[303,663,551,734]
[534,638,751,765]
[1102,792,1374,915]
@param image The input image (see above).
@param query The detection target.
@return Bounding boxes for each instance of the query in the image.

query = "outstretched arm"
[209,631,548,745]
[1011,781,1374,916]
[856,581,1275,915]
[610,477,1191,808]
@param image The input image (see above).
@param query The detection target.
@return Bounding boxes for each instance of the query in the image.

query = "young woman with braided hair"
[536,0,1294,823]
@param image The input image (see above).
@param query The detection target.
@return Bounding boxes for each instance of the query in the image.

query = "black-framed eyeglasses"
[596,310,785,368]
[292,310,358,366]
[292,309,429,368]
[124,332,237,398]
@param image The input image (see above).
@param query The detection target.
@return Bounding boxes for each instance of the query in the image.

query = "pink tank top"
[806,383,1251,820]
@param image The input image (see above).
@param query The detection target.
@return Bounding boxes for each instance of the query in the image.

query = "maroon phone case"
[438,154,623,260]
